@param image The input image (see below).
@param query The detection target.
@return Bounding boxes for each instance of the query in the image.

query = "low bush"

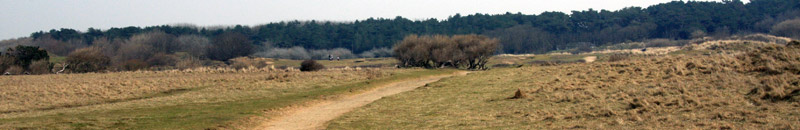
[175,58,202,70]
[121,59,149,71]
[29,60,52,74]
[300,60,325,71]
[771,18,800,39]
[0,55,15,73]
[66,47,111,73]
[146,53,178,67]
[393,34,499,70]
[5,65,24,75]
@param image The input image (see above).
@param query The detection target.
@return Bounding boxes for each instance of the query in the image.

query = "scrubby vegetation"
[0,45,50,74]
[1,0,798,74]
[393,34,499,70]
[66,47,110,73]
[329,41,800,129]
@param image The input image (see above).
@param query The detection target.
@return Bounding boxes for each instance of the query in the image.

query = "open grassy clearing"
[0,66,454,129]
[328,41,800,129]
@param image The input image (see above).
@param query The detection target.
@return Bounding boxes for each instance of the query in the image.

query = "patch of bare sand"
[583,56,597,63]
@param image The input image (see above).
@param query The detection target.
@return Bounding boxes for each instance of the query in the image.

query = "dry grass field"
[328,41,800,129]
[0,65,455,129]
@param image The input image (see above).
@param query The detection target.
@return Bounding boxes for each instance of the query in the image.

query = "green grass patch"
[49,56,66,64]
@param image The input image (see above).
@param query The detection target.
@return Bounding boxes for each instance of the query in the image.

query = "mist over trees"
[0,0,799,73]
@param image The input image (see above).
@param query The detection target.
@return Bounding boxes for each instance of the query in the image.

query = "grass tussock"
[328,41,800,129]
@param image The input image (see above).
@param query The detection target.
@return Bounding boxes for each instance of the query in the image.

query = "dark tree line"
[16,0,797,55]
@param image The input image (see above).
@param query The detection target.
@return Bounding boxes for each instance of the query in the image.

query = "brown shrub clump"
[5,65,24,75]
[0,55,15,73]
[175,58,203,70]
[300,60,325,72]
[121,59,149,71]
[28,60,52,74]
[66,47,111,73]
[393,34,499,70]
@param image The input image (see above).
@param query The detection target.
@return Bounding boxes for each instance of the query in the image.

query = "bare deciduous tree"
[207,32,254,61]
[393,34,498,70]
[772,19,800,39]
[175,35,211,58]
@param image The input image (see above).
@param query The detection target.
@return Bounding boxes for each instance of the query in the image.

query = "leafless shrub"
[175,58,203,70]
[146,53,178,67]
[29,60,52,74]
[0,38,34,52]
[114,41,154,65]
[33,35,86,56]
[394,34,498,70]
[67,47,111,73]
[0,55,15,73]
[174,35,210,58]
[129,31,177,53]
[771,18,800,39]
[90,38,123,57]
[120,59,149,71]
[207,32,254,61]
[5,65,24,75]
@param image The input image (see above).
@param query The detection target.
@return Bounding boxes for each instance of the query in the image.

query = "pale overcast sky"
[0,0,745,40]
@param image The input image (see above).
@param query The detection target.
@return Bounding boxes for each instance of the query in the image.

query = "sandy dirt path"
[257,71,468,130]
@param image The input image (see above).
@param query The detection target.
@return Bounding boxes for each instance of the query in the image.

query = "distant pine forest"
[2,0,799,56]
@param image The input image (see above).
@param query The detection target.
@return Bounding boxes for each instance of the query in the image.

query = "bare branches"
[393,34,498,70]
